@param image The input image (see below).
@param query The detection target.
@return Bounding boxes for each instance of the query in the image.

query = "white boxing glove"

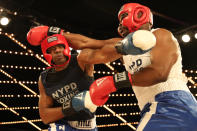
[115,30,156,55]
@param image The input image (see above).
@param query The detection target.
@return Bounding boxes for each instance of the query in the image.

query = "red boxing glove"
[27,26,64,46]
[89,71,132,106]
[89,76,116,106]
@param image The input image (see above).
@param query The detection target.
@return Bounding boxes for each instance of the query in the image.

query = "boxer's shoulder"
[152,28,172,37]
[152,28,176,46]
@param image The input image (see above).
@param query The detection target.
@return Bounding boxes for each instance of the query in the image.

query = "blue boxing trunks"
[137,90,197,131]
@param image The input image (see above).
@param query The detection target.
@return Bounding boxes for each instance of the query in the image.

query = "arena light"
[181,34,190,43]
[195,33,197,39]
[0,17,9,26]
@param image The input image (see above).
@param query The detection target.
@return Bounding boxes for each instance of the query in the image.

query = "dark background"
[0,0,196,130]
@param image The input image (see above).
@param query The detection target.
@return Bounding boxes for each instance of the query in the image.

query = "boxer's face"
[139,22,152,31]
[47,44,67,65]
[118,13,130,37]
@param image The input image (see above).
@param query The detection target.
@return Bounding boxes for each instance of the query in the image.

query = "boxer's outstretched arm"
[65,30,156,57]
[77,30,156,64]
[77,42,122,64]
[63,32,122,50]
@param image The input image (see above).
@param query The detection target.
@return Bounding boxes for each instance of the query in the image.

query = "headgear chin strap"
[118,3,153,33]
[41,34,71,67]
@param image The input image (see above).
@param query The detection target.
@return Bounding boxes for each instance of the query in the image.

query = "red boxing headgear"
[118,3,153,33]
[41,34,71,67]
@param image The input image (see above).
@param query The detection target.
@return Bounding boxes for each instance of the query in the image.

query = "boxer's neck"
[54,62,69,72]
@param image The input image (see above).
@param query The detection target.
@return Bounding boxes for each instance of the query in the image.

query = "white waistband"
[133,79,190,110]
[67,117,96,130]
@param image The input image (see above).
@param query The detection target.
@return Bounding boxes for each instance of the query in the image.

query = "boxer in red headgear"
[41,34,71,67]
[117,3,153,36]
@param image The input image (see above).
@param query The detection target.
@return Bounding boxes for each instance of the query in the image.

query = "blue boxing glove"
[115,30,156,55]
[71,91,97,113]
[62,91,97,116]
